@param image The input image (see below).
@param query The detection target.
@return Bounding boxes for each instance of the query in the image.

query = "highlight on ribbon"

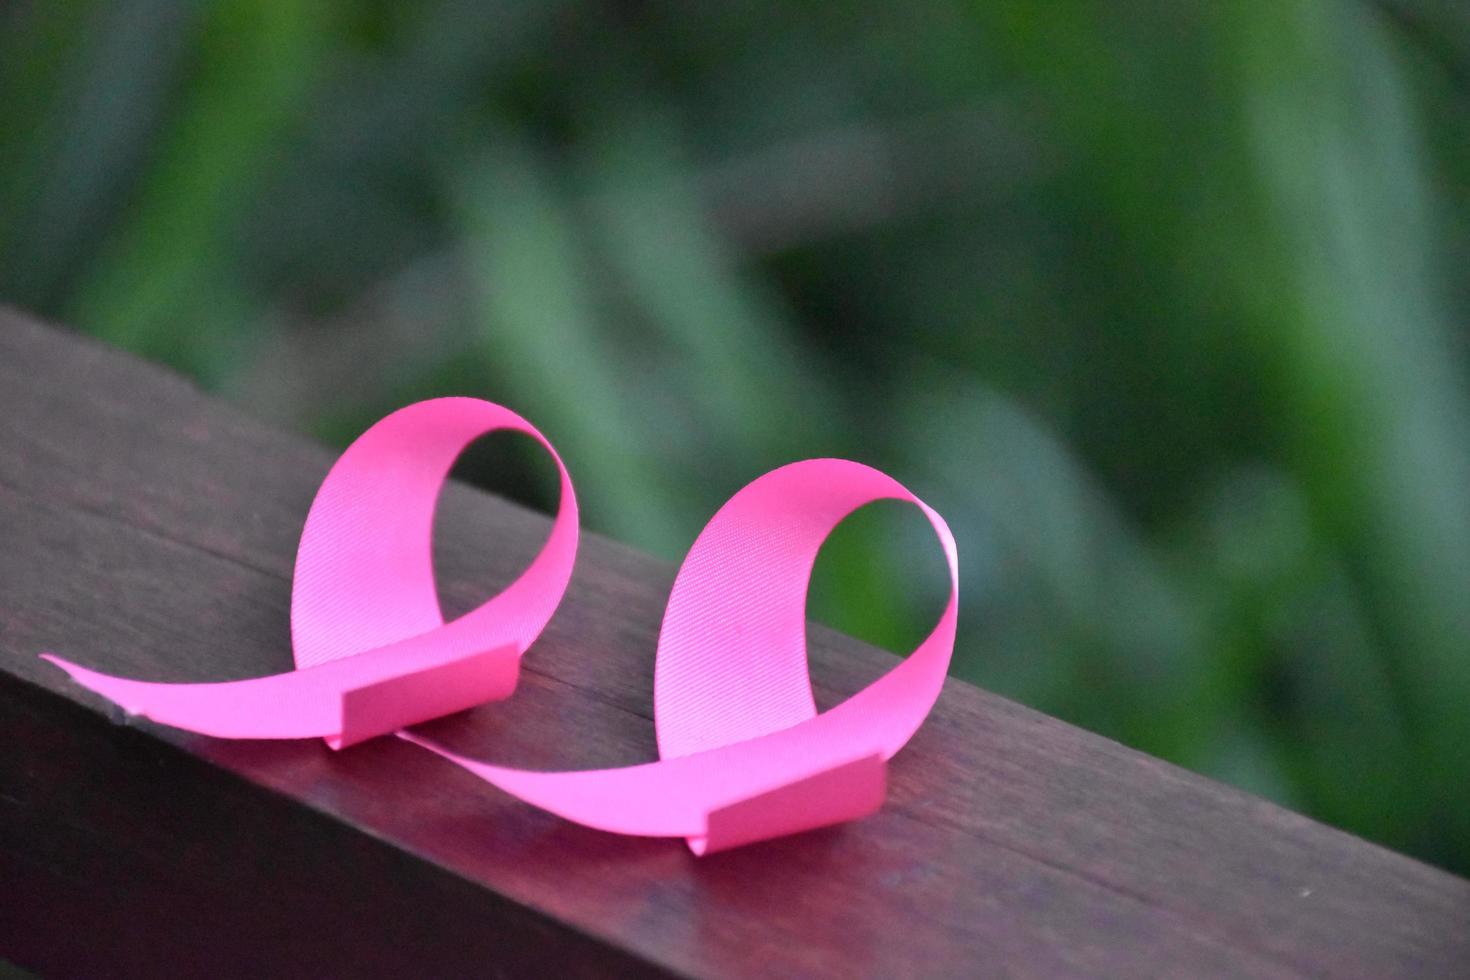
[41,397,579,749]
[403,457,959,854]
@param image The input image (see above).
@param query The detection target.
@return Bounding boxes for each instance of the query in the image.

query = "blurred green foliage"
[2,0,1468,873]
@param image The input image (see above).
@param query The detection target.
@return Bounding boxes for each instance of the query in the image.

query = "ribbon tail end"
[694,751,888,855]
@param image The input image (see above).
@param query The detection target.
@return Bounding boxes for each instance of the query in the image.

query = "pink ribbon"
[42,399,959,852]
[406,457,959,853]
[42,398,579,749]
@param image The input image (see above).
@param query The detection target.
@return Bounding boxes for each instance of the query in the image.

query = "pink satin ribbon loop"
[42,397,579,748]
[407,458,959,853]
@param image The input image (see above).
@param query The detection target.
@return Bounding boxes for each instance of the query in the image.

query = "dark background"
[2,0,1468,874]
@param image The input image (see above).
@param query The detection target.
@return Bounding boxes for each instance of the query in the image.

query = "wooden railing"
[1,308,1467,977]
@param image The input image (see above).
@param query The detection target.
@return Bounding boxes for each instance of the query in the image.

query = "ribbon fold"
[42,397,579,749]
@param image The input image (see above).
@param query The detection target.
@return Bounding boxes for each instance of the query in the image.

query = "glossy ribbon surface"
[42,397,579,748]
[405,457,959,853]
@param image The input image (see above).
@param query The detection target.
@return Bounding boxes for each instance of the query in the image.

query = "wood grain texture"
[0,307,1466,978]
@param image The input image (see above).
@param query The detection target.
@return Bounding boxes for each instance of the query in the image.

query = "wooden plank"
[0,307,1466,978]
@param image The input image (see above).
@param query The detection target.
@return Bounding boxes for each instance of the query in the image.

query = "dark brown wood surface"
[0,308,1467,978]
